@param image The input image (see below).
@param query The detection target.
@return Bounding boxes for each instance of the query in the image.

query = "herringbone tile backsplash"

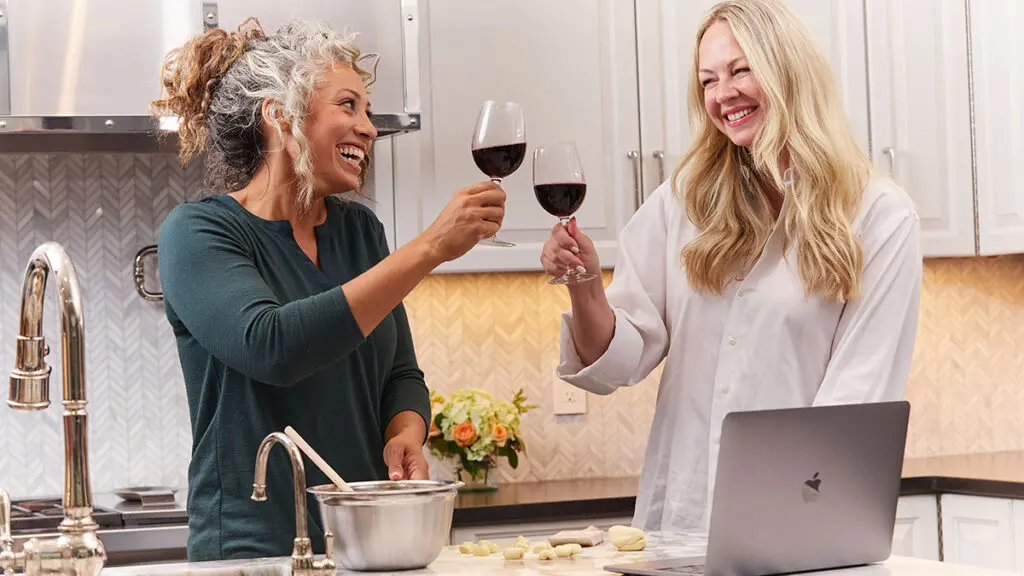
[0,152,1022,497]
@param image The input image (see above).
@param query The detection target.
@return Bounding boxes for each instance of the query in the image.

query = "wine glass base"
[478,236,516,247]
[548,271,599,285]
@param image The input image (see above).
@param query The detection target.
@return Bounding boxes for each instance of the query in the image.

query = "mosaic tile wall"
[0,152,1021,497]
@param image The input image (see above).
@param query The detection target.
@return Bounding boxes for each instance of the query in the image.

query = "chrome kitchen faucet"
[0,242,106,576]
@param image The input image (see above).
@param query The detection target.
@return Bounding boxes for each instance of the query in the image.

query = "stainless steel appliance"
[0,1,421,139]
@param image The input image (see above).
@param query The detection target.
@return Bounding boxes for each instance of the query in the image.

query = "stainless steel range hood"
[0,0,421,140]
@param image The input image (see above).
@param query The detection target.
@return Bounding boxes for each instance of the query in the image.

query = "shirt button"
[737,289,748,297]
[722,386,731,394]
[729,336,737,345]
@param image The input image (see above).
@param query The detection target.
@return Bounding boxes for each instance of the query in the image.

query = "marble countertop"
[100,531,1019,576]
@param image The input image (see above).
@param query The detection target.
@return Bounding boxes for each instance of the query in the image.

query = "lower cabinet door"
[892,495,940,561]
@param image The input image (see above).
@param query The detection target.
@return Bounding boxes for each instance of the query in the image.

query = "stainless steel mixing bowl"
[309,479,463,571]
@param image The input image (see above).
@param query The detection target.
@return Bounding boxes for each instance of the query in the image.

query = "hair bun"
[151,18,267,164]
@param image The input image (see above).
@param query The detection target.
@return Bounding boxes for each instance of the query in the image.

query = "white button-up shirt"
[557,175,922,533]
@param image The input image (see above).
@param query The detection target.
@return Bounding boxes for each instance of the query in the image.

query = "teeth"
[337,146,365,162]
[726,108,754,122]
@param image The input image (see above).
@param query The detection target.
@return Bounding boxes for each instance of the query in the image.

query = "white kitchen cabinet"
[865,0,976,258]
[940,494,1017,571]
[637,0,871,201]
[449,515,633,547]
[892,495,941,561]
[966,0,1024,256]
[393,0,641,273]
[1012,500,1024,572]
[358,140,399,252]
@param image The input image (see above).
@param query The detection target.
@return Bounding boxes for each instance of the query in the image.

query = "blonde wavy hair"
[151,18,377,215]
[673,0,872,302]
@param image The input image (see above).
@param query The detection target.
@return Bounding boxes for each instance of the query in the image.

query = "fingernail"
[576,266,587,275]
[570,246,580,254]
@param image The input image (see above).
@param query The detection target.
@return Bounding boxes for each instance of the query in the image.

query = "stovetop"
[10,498,123,533]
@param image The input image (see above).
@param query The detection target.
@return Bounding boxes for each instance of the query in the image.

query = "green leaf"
[508,449,519,469]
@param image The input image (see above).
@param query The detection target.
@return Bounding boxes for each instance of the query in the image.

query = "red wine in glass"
[534,182,586,218]
[472,101,526,247]
[472,143,527,180]
[532,142,597,285]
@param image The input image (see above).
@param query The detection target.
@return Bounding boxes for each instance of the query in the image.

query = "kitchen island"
[16,451,1024,570]
[100,530,1020,575]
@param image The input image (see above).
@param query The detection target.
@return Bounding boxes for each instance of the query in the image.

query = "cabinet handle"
[134,245,163,301]
[628,150,642,208]
[653,150,666,184]
[202,1,219,30]
[882,146,897,178]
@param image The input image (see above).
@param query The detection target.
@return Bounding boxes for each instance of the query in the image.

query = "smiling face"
[698,20,764,148]
[300,64,378,195]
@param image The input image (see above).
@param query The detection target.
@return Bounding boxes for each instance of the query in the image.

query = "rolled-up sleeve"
[556,185,672,395]
[813,200,923,406]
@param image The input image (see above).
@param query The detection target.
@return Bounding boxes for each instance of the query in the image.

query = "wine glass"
[532,142,597,285]
[472,100,526,247]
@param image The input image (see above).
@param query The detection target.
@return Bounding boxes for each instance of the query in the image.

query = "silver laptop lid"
[704,400,910,575]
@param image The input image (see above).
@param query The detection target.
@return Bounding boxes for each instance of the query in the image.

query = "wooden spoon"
[284,425,354,492]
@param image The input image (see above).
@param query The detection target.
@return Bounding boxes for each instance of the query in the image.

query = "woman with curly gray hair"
[151,18,503,561]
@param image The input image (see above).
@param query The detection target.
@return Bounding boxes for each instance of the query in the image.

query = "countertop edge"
[457,476,1024,525]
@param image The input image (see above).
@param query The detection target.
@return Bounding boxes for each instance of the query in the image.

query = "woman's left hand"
[383,432,430,481]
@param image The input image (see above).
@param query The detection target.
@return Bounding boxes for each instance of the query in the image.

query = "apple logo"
[802,472,822,503]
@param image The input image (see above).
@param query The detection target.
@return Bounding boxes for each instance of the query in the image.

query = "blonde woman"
[541,0,922,532]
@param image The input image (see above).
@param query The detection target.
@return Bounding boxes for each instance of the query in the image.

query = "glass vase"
[456,465,499,492]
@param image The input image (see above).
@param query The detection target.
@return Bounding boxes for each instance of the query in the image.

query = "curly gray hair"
[152,17,378,214]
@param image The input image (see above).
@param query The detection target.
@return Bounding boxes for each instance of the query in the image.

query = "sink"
[101,557,292,576]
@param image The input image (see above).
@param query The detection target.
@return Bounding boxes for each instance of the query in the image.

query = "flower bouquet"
[428,388,536,491]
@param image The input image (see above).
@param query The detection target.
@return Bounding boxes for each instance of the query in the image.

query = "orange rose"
[492,424,508,447]
[429,420,442,438]
[452,421,477,447]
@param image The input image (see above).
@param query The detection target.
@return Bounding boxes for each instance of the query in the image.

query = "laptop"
[604,400,910,576]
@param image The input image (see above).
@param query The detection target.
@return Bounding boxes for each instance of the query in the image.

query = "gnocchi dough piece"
[513,535,530,549]
[554,543,583,558]
[609,525,647,551]
[481,540,500,554]
[537,548,557,561]
[458,542,475,555]
[472,543,492,556]
[548,524,603,547]
[503,547,526,560]
[532,543,551,554]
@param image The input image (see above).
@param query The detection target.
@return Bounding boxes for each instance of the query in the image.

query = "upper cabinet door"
[638,0,871,200]
[392,0,641,273]
[967,0,1024,256]
[866,0,976,257]
[6,0,204,116]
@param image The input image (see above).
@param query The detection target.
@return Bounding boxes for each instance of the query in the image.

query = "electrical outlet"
[553,379,587,415]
